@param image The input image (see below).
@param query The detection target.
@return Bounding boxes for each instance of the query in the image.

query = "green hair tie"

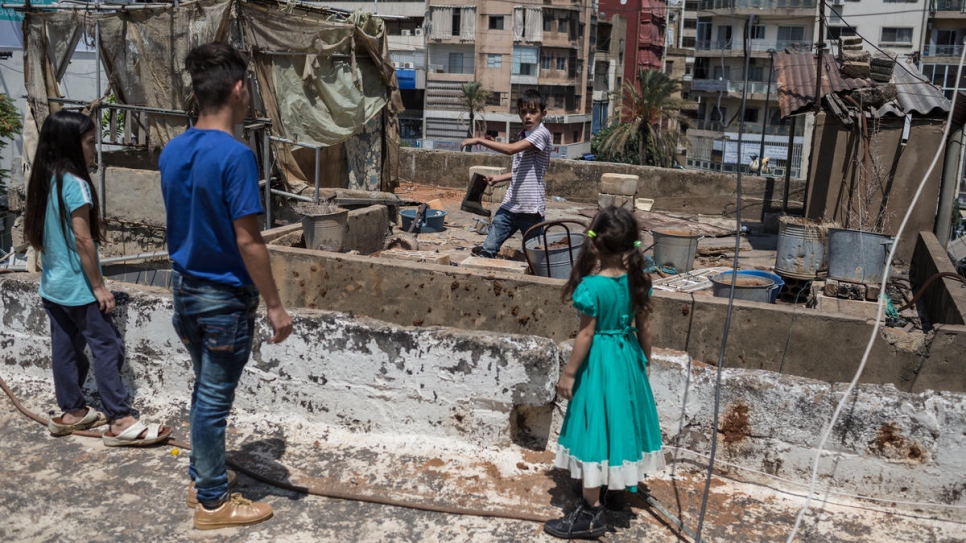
[586,230,596,238]
[633,240,641,248]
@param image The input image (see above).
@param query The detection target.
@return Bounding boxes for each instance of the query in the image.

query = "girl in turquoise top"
[544,206,665,540]
[23,110,169,446]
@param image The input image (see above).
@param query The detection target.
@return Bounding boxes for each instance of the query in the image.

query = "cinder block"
[470,166,507,204]
[459,256,529,274]
[815,291,880,320]
[600,173,639,197]
[345,205,389,255]
[379,249,450,265]
[598,193,634,210]
[841,61,870,79]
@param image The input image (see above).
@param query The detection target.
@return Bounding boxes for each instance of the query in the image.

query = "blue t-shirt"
[159,128,263,287]
[39,173,99,306]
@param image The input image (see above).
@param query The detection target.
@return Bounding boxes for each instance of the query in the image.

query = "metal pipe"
[644,493,706,543]
[314,148,321,203]
[936,123,963,244]
[263,128,272,230]
[271,188,314,203]
[758,49,776,176]
[1,2,173,10]
[268,135,326,151]
[783,115,797,214]
[100,251,169,264]
[95,19,105,218]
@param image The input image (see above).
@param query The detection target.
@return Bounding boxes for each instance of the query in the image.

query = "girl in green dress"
[544,206,665,540]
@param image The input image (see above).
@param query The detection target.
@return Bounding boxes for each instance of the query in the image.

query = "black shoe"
[460,173,491,217]
[543,498,608,539]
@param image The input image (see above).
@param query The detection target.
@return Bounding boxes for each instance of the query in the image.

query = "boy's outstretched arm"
[461,136,533,156]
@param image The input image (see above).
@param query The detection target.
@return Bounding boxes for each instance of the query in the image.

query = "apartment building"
[420,0,596,158]
[920,0,966,98]
[591,12,629,134]
[684,0,817,179]
[826,0,926,63]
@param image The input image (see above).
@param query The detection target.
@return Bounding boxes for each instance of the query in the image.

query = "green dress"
[554,274,665,491]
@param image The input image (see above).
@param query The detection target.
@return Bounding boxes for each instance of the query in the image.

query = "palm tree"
[599,68,684,167]
[459,82,490,149]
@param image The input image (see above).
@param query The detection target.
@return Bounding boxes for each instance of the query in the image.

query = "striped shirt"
[502,122,551,215]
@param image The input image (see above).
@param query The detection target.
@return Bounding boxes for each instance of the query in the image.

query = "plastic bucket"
[652,229,700,273]
[774,217,829,279]
[710,270,780,304]
[302,209,348,252]
[400,209,447,233]
[525,232,585,279]
[827,228,893,284]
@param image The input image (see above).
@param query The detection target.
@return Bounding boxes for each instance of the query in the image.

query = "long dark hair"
[24,110,100,251]
[563,206,653,315]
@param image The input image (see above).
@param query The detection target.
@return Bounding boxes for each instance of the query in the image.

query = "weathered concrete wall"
[0,276,556,448]
[2,275,963,508]
[267,245,966,393]
[805,114,944,263]
[911,232,966,326]
[399,148,807,218]
[103,167,166,226]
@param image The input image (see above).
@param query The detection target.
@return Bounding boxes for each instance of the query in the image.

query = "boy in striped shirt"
[461,89,551,258]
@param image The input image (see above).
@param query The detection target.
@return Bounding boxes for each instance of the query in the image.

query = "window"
[556,57,566,70]
[543,17,552,32]
[750,25,765,40]
[452,10,461,36]
[777,26,806,44]
[487,54,502,68]
[827,26,857,41]
[512,46,539,76]
[449,53,464,74]
[881,27,913,44]
[744,108,759,123]
[486,93,502,107]
[710,106,726,123]
[573,130,580,142]
[541,55,552,69]
[665,60,674,75]
[554,95,564,108]
[489,16,504,30]
[558,18,569,34]
[712,65,731,80]
[553,132,562,144]
[717,25,732,47]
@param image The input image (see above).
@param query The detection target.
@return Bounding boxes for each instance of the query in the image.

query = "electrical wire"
[784,37,966,543]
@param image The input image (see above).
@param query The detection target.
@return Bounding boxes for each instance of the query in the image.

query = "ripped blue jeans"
[171,271,259,507]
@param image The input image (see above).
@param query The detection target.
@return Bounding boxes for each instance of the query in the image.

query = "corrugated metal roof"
[774,52,951,119]
[892,60,949,118]
[775,52,872,118]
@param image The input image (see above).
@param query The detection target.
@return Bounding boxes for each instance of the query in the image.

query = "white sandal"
[102,419,172,447]
[48,408,108,436]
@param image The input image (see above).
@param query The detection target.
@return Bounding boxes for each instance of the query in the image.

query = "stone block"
[482,183,508,204]
[815,291,880,320]
[104,167,166,226]
[459,256,529,274]
[600,173,640,197]
[379,249,450,265]
[840,51,871,63]
[841,61,870,79]
[345,205,389,255]
[598,193,634,210]
[839,36,863,48]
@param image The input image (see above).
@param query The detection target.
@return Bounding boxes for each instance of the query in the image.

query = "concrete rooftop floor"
[1,378,963,543]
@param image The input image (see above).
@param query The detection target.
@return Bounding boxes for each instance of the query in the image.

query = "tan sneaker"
[187,470,238,508]
[194,492,273,530]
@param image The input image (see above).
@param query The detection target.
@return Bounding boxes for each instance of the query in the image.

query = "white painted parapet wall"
[1,276,964,510]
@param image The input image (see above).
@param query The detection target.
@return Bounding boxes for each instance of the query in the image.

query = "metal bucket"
[710,271,779,304]
[525,232,585,279]
[302,209,349,252]
[774,218,829,279]
[827,228,893,284]
[652,229,700,274]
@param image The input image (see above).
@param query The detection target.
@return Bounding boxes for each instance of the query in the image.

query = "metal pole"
[758,49,776,176]
[814,0,825,113]
[263,127,272,230]
[936,123,963,244]
[314,148,321,204]
[783,115,797,214]
[95,19,105,218]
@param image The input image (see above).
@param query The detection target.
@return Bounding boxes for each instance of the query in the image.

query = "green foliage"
[0,94,23,187]
[101,92,125,142]
[459,81,491,140]
[596,68,684,167]
[591,122,640,164]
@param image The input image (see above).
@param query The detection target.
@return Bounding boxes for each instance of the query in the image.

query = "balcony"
[696,39,814,52]
[924,44,965,57]
[691,79,777,95]
[693,120,805,136]
[698,0,816,10]
[934,0,965,11]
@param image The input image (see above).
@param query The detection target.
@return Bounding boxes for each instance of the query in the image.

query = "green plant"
[597,68,684,167]
[0,93,23,189]
[101,92,125,142]
[459,81,491,145]
[591,122,640,164]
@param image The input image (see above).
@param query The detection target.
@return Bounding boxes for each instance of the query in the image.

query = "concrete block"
[104,167,166,225]
[345,205,389,255]
[482,183,508,204]
[840,50,871,63]
[598,193,634,210]
[379,249,450,265]
[841,61,871,79]
[815,291,880,320]
[459,256,529,274]
[600,173,639,197]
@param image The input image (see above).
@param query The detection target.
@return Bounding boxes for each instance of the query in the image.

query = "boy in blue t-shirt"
[160,42,292,530]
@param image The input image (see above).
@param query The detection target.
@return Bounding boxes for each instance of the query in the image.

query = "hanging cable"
[785,39,966,543]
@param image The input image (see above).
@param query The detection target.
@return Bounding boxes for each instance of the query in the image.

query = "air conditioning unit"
[414,28,424,36]
[401,29,411,36]
[393,61,402,69]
